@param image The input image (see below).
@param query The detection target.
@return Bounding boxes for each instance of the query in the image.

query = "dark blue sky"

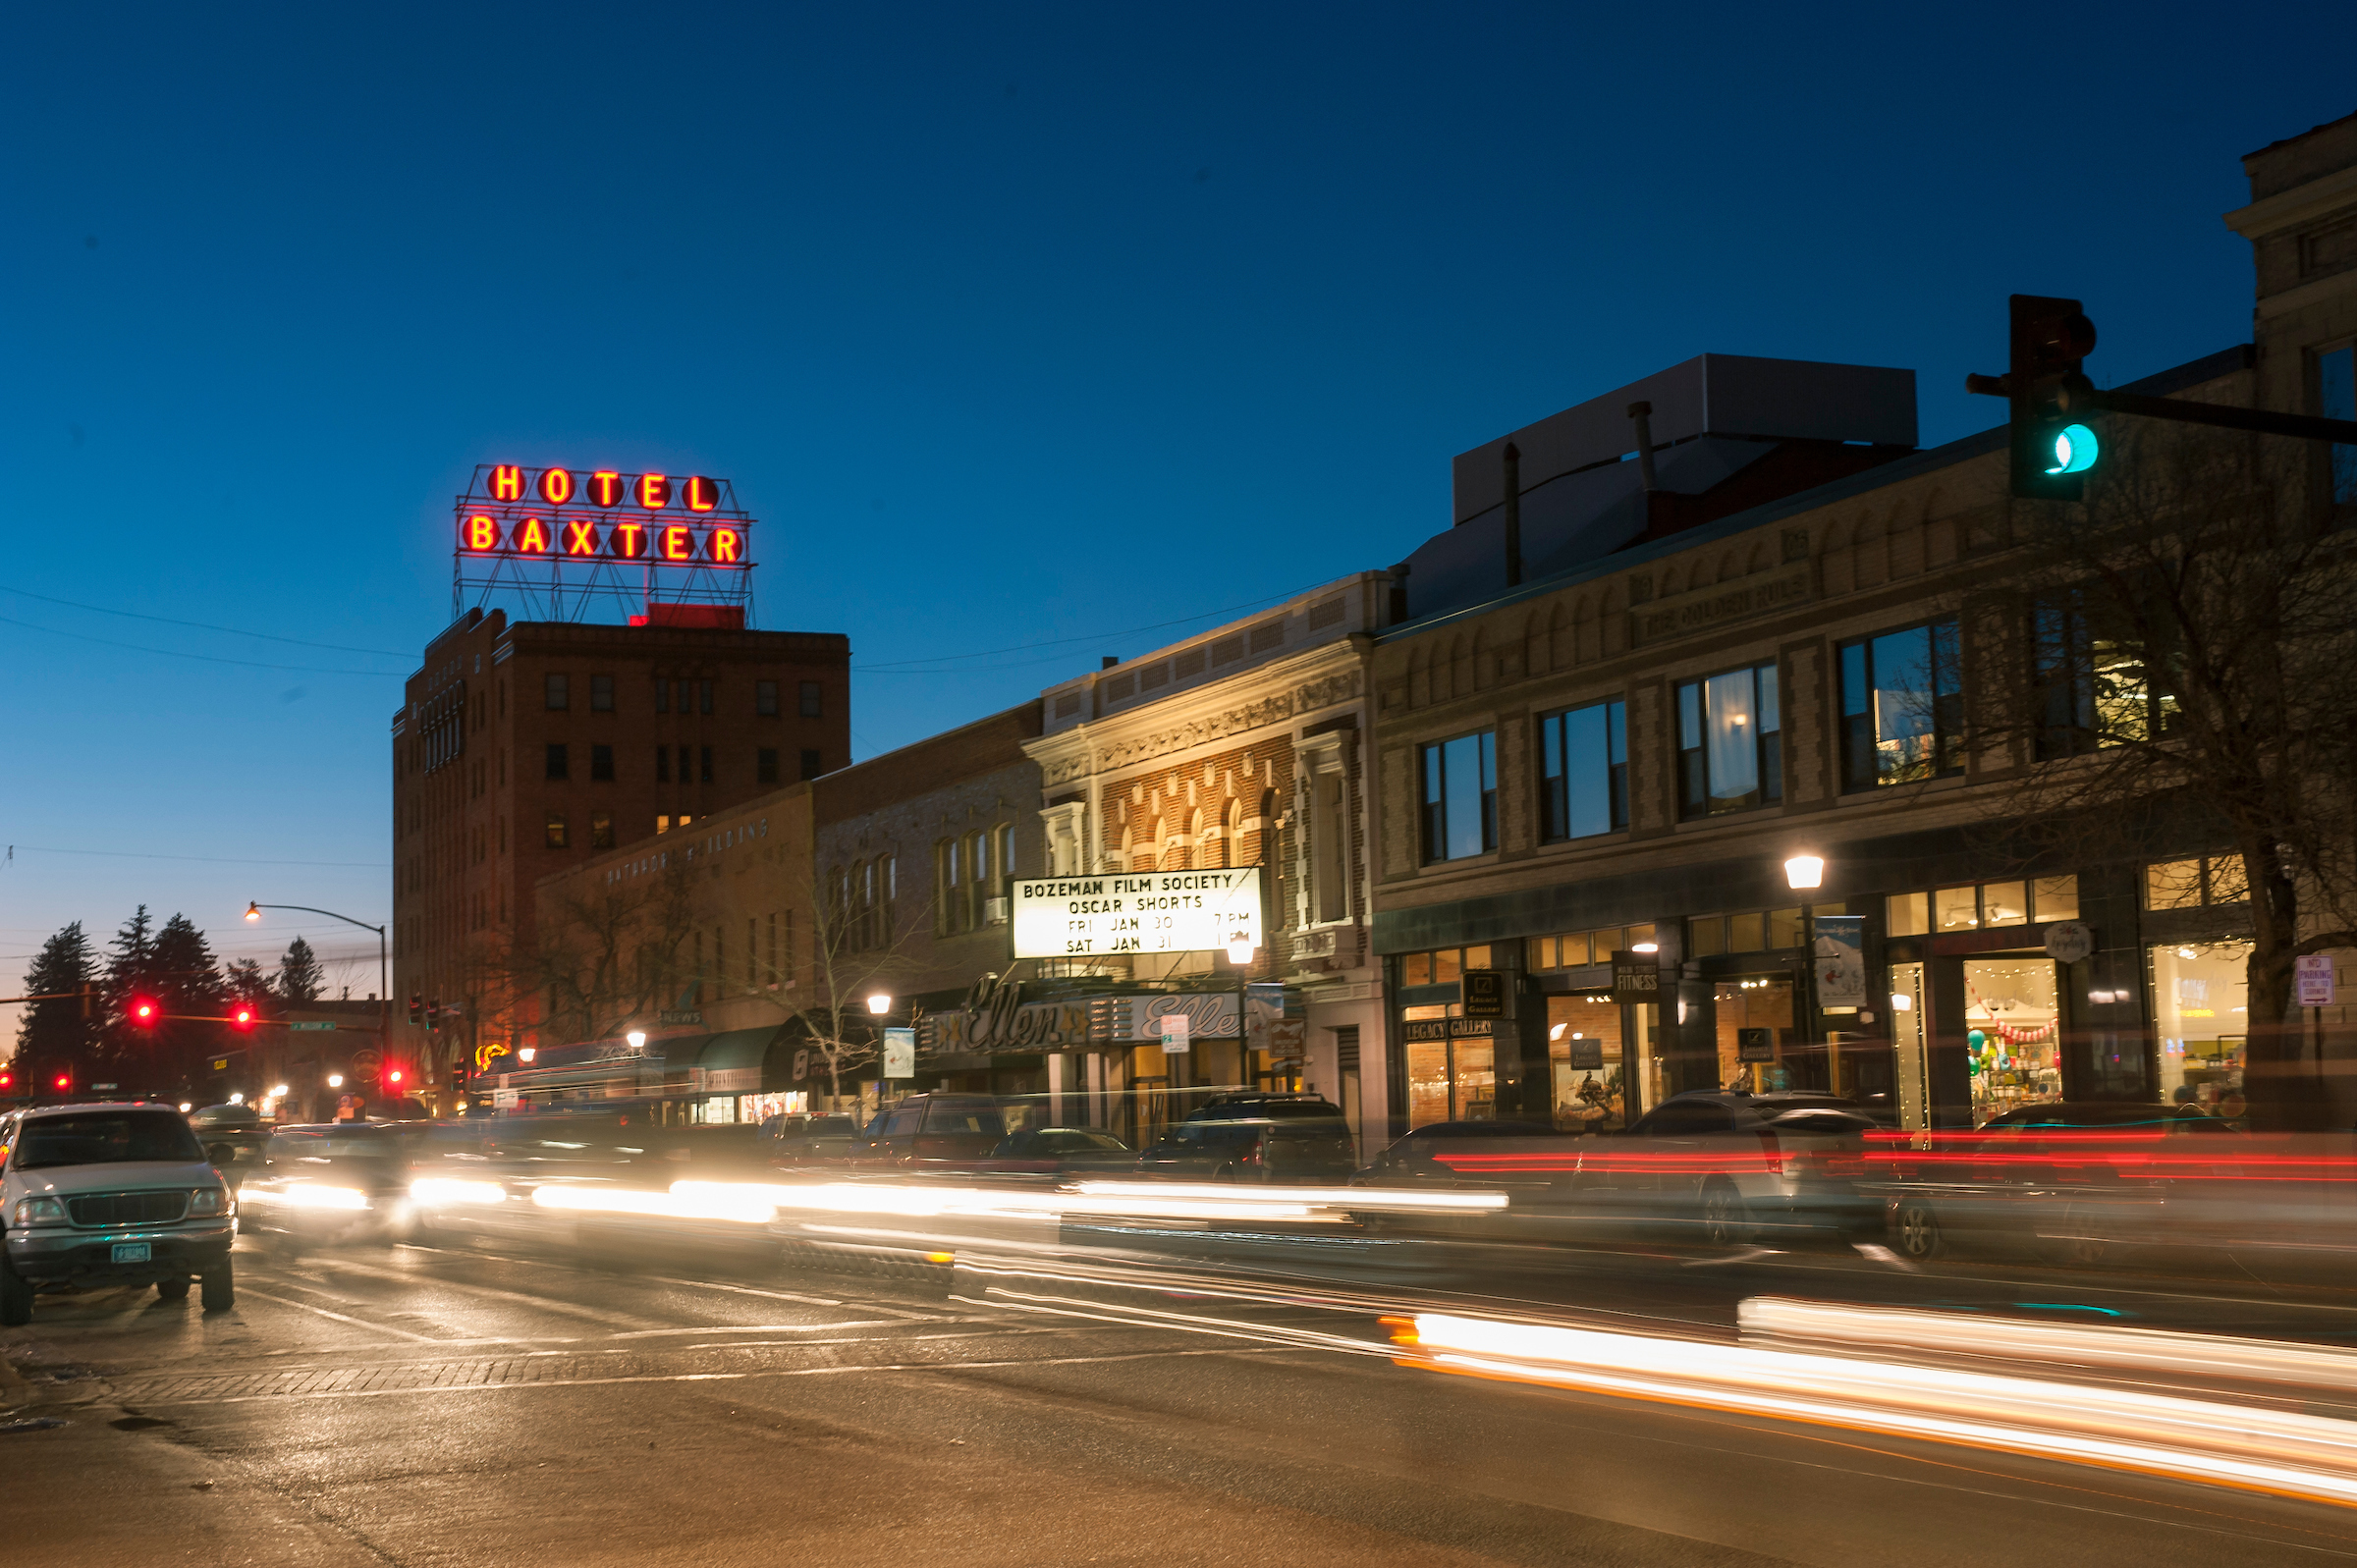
[3,1,2348,1009]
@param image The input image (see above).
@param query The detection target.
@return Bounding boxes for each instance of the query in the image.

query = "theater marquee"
[1010,868,1263,960]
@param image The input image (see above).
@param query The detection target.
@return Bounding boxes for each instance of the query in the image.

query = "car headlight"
[11,1196,68,1226]
[189,1187,231,1217]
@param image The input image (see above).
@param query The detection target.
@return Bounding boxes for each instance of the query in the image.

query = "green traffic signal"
[2046,422,2100,475]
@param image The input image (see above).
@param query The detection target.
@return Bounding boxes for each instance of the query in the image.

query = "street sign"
[1610,951,1660,1004]
[289,1021,339,1032]
[2296,953,2336,1007]
[1461,969,1507,1019]
[882,1027,915,1078]
[2042,921,2095,965]
[1158,1011,1191,1055]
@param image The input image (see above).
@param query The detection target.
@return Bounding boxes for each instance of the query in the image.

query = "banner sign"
[882,1027,916,1078]
[1011,868,1262,960]
[1813,915,1867,1008]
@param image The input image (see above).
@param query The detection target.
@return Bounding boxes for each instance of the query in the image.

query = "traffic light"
[427,999,443,1034]
[387,1068,404,1086]
[409,993,423,1026]
[230,1004,256,1030]
[450,1065,469,1093]
[0,1068,15,1093]
[53,1071,71,1092]
[130,997,160,1027]
[2005,294,2100,502]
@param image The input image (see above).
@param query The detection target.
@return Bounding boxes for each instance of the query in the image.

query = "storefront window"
[1546,993,1628,1131]
[2149,941,2250,1114]
[1892,876,2078,936]
[1964,956,2062,1122]
[1712,975,1797,1091]
[1890,961,1928,1128]
[1403,1010,1452,1129]
[1452,1034,1497,1120]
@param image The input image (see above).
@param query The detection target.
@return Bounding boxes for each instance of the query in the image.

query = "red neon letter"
[588,470,624,507]
[563,519,600,557]
[638,472,671,510]
[515,516,553,554]
[610,522,647,559]
[661,525,694,561]
[464,514,501,552]
[708,527,742,564]
[540,467,575,505]
[489,465,523,501]
[685,476,717,513]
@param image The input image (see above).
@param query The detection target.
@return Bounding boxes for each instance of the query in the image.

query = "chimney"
[1387,563,1412,625]
[1101,656,1120,670]
[1502,442,1523,588]
[1626,402,1660,492]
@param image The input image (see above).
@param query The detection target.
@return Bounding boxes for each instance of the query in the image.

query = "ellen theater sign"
[1010,868,1263,960]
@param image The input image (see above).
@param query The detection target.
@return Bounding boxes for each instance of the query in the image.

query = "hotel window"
[589,674,614,712]
[800,680,822,717]
[590,811,615,849]
[1420,730,1497,862]
[657,746,671,783]
[1886,875,2078,937]
[2143,855,2248,911]
[2322,344,2356,505]
[590,743,614,782]
[1839,621,1961,789]
[2033,593,2177,759]
[800,748,822,781]
[1539,699,1627,840]
[1676,662,1781,817]
[1398,946,1494,987]
[699,679,715,715]
[758,747,779,784]
[699,745,714,784]
[545,743,569,781]
[544,674,569,711]
[544,812,569,849]
[756,679,779,717]
[1526,925,1657,971]
[655,678,671,714]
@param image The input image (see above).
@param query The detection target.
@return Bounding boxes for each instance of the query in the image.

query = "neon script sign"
[455,465,751,567]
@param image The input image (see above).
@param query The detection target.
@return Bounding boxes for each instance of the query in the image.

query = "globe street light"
[866,994,892,1015]
[327,1074,344,1089]
[1783,855,1826,891]
[627,1031,647,1052]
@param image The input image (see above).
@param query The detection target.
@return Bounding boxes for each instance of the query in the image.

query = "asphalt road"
[6,1226,2357,1568]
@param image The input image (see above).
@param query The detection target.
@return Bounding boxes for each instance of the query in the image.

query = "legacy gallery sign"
[1010,868,1263,960]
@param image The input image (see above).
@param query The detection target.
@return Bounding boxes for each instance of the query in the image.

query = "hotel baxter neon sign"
[455,464,751,567]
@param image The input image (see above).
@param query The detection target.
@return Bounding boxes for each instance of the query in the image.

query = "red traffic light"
[231,1004,256,1030]
[0,1070,14,1091]
[131,998,160,1025]
[387,1068,403,1084]
[53,1073,70,1091]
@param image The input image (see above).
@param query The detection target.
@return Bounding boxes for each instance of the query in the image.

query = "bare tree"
[504,860,704,1054]
[1967,420,2357,1127]
[758,860,936,1108]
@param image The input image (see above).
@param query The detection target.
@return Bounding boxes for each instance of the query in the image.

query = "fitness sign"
[454,464,753,568]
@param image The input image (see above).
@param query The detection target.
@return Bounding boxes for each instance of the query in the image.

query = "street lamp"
[1783,855,1825,891]
[627,1031,647,1052]
[866,994,892,1016]
[327,1074,344,1089]
[1226,935,1255,966]
[243,900,390,1065]
[518,1047,536,1063]
[271,1084,289,1098]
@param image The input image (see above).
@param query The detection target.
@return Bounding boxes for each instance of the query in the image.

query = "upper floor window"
[2143,855,2248,911]
[655,678,671,714]
[1539,699,1626,840]
[2321,344,2355,505]
[756,680,779,717]
[589,675,615,713]
[757,747,779,784]
[1840,621,1961,789]
[1677,663,1781,818]
[799,680,823,718]
[698,679,715,715]
[545,743,569,781]
[544,811,569,849]
[544,674,569,711]
[1420,731,1496,862]
[589,743,614,782]
[2033,593,2176,760]
[1398,945,1492,986]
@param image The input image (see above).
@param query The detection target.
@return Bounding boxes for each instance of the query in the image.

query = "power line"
[0,613,407,676]
[0,584,413,657]
[849,580,1329,673]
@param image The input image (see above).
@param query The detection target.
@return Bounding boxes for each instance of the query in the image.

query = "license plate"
[111,1242,151,1264]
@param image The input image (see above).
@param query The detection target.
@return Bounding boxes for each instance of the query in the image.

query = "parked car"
[852,1095,1008,1170]
[765,1113,861,1167]
[978,1126,1137,1175]
[1136,1093,1357,1184]
[0,1103,236,1323]
[1880,1101,2233,1263]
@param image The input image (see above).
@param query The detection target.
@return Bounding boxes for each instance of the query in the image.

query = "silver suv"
[0,1103,237,1325]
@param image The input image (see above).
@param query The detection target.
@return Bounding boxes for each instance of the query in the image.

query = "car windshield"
[14,1110,206,1169]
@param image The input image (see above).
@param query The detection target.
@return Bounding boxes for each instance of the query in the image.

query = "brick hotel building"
[390,605,849,1104]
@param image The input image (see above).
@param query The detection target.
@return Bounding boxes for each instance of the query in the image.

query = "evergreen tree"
[277,936,325,1004]
[225,956,276,1014]
[13,922,101,1082]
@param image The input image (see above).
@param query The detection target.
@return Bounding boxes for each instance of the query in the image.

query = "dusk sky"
[4,1,2349,1020]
